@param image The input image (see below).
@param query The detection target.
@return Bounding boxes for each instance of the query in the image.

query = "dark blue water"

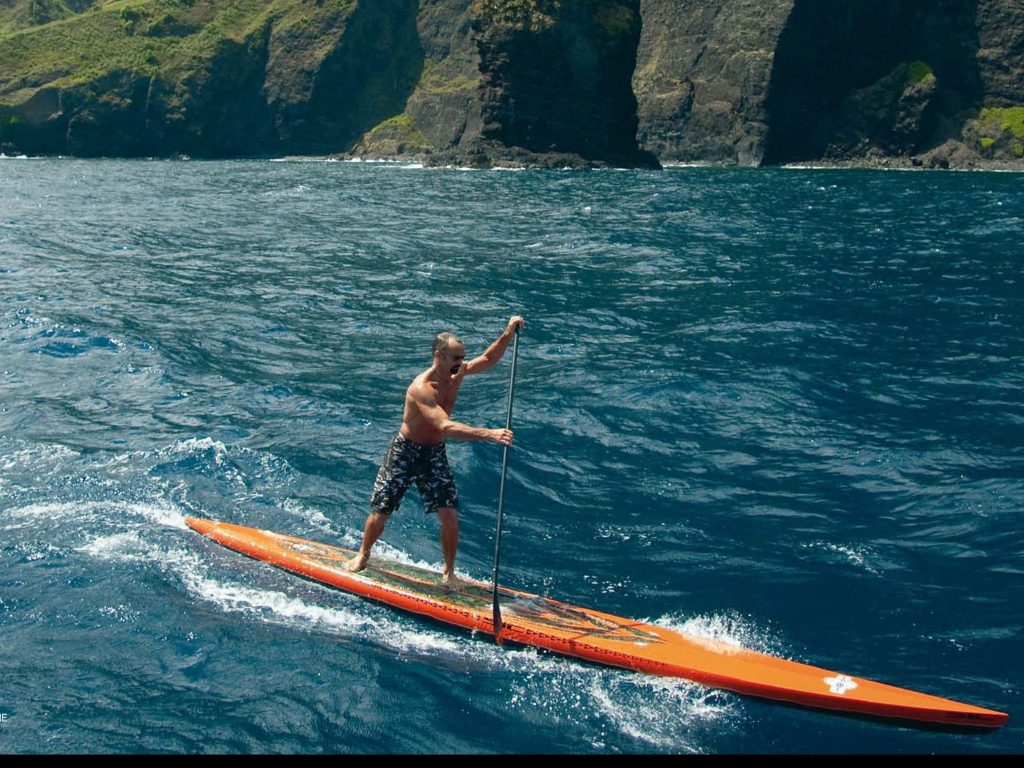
[1,158,1021,754]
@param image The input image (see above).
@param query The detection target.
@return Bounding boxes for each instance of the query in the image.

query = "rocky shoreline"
[778,142,1024,173]
[6,146,1023,174]
[338,139,1024,173]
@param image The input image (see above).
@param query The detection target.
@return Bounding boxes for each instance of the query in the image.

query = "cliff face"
[264,0,423,154]
[469,0,653,166]
[0,0,422,158]
[760,0,985,164]
[355,0,658,167]
[633,0,791,166]
[1,0,1022,167]
[402,0,483,154]
[0,0,655,166]
[632,0,1024,168]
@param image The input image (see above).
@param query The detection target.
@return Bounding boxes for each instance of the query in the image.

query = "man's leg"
[352,434,410,572]
[437,506,460,591]
[348,511,388,572]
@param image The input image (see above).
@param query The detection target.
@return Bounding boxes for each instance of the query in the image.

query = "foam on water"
[3,499,187,531]
[0,441,80,477]
[507,651,736,753]
[280,498,337,535]
[655,611,789,659]
[78,525,461,651]
[801,540,883,576]
[587,674,736,752]
[168,436,230,465]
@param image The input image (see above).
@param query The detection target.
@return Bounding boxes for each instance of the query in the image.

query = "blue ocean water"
[0,158,1021,754]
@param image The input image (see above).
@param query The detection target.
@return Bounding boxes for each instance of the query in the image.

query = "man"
[348,315,525,591]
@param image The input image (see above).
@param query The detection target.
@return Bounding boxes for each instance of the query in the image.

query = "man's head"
[433,332,466,376]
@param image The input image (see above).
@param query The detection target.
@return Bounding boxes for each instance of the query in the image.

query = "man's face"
[442,343,466,376]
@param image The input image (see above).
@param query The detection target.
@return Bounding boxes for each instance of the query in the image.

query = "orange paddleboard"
[185,517,1007,729]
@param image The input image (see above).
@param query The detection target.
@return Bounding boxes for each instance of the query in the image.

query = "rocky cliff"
[1,0,1021,168]
[634,0,1024,169]
[633,0,790,166]
[0,0,424,157]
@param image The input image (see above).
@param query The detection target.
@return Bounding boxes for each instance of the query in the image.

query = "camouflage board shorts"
[370,432,459,515]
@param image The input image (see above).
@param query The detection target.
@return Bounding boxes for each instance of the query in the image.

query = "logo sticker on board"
[824,675,858,695]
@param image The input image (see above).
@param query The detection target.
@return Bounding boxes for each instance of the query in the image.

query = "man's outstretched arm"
[463,315,524,376]
[414,392,513,445]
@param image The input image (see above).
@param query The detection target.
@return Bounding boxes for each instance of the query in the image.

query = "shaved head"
[433,332,462,355]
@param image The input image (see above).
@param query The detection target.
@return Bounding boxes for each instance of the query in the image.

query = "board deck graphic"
[185,517,1007,729]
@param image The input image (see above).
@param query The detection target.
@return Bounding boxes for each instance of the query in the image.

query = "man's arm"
[414,387,513,445]
[462,315,524,376]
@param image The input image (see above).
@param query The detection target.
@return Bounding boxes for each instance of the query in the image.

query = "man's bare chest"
[435,380,462,414]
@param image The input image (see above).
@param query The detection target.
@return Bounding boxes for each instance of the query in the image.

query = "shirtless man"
[347,315,525,590]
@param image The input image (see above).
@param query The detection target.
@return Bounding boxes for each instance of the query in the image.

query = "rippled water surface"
[1,158,1021,753]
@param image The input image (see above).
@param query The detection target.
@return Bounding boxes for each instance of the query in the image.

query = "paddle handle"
[491,328,519,642]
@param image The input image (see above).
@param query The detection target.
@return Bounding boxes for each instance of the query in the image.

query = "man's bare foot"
[347,552,369,572]
[442,572,462,593]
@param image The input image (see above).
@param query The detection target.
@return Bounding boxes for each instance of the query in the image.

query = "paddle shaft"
[490,329,519,642]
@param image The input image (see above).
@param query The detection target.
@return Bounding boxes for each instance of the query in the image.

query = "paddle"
[490,326,520,644]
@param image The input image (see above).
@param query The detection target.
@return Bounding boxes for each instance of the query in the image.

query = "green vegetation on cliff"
[360,113,431,154]
[976,106,1024,158]
[905,60,934,87]
[470,0,632,37]
[0,0,397,156]
[0,0,355,98]
[415,59,477,96]
[471,0,557,33]
[979,106,1024,139]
